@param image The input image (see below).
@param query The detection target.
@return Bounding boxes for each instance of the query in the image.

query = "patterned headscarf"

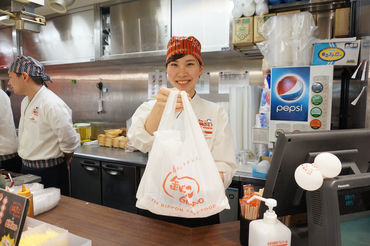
[166,36,203,66]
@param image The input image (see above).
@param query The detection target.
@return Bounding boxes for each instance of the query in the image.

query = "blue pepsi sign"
[270,67,310,122]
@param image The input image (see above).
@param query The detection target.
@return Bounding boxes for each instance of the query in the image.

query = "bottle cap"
[247,195,278,223]
[17,184,31,196]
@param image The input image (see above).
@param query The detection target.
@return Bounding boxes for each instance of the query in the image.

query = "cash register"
[263,129,370,246]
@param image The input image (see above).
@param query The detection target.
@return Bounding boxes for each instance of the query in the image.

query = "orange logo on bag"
[163,169,204,207]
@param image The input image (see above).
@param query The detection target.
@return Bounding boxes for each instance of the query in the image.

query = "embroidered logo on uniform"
[32,107,39,116]
[198,119,213,135]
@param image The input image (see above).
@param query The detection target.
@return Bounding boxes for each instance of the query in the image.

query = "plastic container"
[252,160,270,179]
[23,217,91,246]
[33,187,61,216]
[20,223,68,246]
[74,123,91,142]
[18,184,34,217]
[247,196,291,246]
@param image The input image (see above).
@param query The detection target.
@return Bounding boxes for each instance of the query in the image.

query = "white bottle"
[247,196,291,246]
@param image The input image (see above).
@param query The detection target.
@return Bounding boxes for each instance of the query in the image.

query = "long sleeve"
[46,102,80,154]
[212,106,237,188]
[127,100,156,153]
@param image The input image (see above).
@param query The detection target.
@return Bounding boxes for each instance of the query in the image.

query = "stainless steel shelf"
[269,0,350,13]
[233,45,264,59]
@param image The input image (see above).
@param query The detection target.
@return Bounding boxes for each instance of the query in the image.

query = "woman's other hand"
[144,88,191,135]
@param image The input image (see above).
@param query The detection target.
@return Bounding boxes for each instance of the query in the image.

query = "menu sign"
[0,189,29,246]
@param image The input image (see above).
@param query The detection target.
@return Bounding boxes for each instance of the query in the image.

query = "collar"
[27,85,45,104]
[190,91,200,106]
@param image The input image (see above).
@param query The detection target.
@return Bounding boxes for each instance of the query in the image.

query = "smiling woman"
[127,36,237,227]
[166,54,203,97]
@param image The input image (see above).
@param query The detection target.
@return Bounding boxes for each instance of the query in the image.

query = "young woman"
[127,36,237,227]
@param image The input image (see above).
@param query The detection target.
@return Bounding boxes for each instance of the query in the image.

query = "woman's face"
[166,55,203,96]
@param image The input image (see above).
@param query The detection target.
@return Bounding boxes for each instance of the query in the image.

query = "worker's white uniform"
[0,89,18,159]
[18,86,79,162]
[128,93,237,188]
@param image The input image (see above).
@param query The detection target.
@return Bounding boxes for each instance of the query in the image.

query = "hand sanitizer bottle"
[247,195,291,246]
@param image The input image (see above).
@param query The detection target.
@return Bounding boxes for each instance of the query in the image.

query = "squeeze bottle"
[17,184,34,217]
[247,195,291,246]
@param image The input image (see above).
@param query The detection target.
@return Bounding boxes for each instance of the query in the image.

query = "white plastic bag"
[136,91,229,218]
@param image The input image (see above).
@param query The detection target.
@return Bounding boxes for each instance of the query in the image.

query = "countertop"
[74,143,265,181]
[74,144,148,166]
[37,196,242,246]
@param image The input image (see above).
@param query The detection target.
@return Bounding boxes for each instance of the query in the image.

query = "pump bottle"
[247,195,291,246]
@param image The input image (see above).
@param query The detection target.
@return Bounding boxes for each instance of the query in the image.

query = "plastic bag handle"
[157,90,178,131]
[180,91,210,150]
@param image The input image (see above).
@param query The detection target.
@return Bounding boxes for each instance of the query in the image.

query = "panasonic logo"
[338,184,350,189]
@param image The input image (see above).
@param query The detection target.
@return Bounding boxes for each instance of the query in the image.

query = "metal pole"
[12,27,23,57]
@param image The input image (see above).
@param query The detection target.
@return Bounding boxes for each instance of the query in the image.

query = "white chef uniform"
[127,93,237,188]
[18,86,79,166]
[0,89,18,160]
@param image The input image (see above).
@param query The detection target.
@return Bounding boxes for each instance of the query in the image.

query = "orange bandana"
[166,36,203,66]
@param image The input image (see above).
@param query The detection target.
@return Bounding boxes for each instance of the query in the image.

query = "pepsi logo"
[276,75,305,102]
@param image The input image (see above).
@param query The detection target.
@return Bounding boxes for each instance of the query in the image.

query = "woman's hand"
[144,88,191,135]
[155,88,190,112]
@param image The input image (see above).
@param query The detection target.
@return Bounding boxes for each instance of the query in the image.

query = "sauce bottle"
[17,184,34,217]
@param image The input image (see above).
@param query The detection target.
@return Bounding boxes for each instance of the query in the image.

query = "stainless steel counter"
[74,144,148,166]
[74,143,265,181]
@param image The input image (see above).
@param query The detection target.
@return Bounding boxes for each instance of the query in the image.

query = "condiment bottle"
[17,184,34,217]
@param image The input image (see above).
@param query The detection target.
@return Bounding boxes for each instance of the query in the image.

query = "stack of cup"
[255,0,269,16]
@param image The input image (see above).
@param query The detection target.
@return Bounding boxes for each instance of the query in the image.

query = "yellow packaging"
[232,17,254,46]
[334,8,350,37]
[254,14,275,43]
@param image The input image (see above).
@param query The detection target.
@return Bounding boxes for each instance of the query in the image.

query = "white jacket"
[127,93,237,188]
[18,86,79,161]
[0,89,18,156]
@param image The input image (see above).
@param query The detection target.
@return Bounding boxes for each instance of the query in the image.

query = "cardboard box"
[312,38,360,66]
[232,17,254,46]
[276,10,300,16]
[254,14,275,43]
[334,8,350,37]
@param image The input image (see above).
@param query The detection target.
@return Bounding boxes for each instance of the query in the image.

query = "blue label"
[270,67,310,122]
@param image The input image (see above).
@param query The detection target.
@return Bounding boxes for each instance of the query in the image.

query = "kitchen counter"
[37,196,241,246]
[74,143,265,181]
[74,144,148,166]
